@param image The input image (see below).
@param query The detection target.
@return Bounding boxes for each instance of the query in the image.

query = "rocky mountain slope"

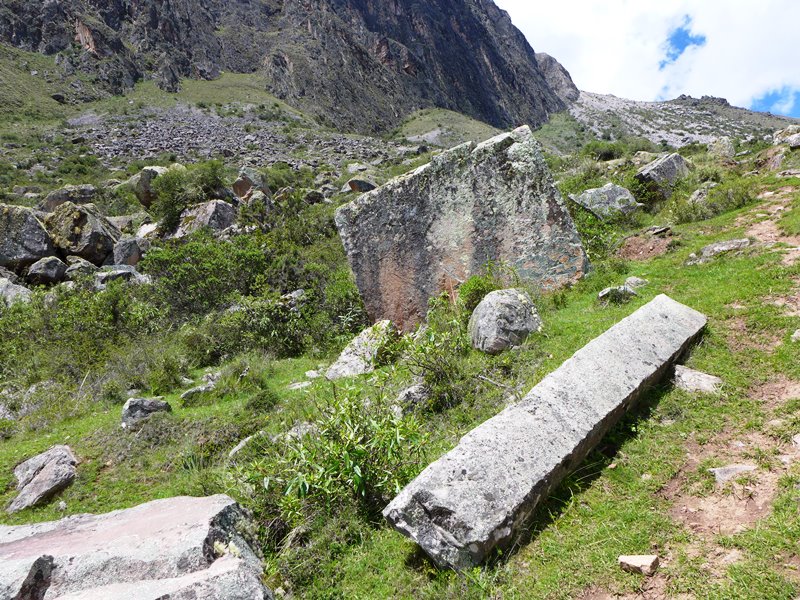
[569,91,798,147]
[0,0,570,133]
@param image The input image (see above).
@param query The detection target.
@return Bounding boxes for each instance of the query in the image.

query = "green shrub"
[150,160,228,232]
[457,261,517,318]
[667,177,756,224]
[405,294,473,411]
[239,386,427,527]
[262,162,314,191]
[141,231,270,317]
[582,140,626,162]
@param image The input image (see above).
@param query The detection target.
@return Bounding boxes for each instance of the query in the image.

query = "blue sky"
[495,0,800,119]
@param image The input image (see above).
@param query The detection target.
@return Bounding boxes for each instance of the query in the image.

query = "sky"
[494,0,800,118]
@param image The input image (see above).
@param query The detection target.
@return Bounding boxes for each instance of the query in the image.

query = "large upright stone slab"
[335,126,589,330]
[383,294,706,569]
[0,494,272,599]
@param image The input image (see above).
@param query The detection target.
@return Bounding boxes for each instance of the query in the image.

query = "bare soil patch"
[617,236,671,261]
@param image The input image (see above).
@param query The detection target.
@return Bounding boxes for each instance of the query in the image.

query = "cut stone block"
[383,294,706,570]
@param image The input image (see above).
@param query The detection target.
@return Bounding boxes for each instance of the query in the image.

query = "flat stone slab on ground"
[0,494,272,599]
[673,365,723,394]
[708,464,757,485]
[384,294,706,569]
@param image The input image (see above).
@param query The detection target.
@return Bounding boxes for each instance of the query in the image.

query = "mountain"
[0,0,571,133]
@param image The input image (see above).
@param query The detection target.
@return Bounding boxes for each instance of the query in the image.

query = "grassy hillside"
[394,107,501,147]
[0,122,798,598]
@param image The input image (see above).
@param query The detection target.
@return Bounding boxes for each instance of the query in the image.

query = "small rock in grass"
[287,381,312,391]
[708,464,756,485]
[624,276,649,289]
[792,433,800,448]
[8,445,78,514]
[673,365,723,394]
[121,397,171,429]
[618,554,659,576]
[469,289,542,355]
[598,284,637,304]
[791,329,800,343]
[686,238,750,265]
[305,370,321,379]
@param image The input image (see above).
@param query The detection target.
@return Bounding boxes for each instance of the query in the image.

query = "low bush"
[150,160,227,232]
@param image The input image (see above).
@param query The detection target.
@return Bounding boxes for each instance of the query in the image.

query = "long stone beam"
[383,294,706,570]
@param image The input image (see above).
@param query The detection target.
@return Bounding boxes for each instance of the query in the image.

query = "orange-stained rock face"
[335,126,590,331]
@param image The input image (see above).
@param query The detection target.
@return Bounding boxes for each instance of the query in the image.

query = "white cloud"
[494,0,800,115]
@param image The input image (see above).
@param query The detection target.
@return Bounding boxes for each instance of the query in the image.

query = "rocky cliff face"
[0,0,570,132]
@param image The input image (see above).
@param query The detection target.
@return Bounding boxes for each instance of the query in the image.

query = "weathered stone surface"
[232,167,271,199]
[383,294,706,569]
[688,181,719,208]
[469,289,542,355]
[0,495,272,599]
[46,202,121,266]
[112,235,148,266]
[326,320,397,380]
[708,136,735,159]
[0,204,56,269]
[792,329,800,343]
[27,256,68,285]
[128,166,168,208]
[397,384,431,409]
[686,238,750,265]
[335,126,589,330]
[173,200,237,239]
[40,184,97,212]
[774,125,800,146]
[634,153,691,201]
[0,277,32,307]
[619,555,659,576]
[571,183,643,220]
[708,464,756,485]
[64,256,98,281]
[7,445,77,514]
[121,397,171,429]
[673,365,722,394]
[347,178,377,193]
[94,265,150,289]
[625,276,649,289]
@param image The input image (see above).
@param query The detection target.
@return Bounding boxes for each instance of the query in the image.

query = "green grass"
[393,108,501,147]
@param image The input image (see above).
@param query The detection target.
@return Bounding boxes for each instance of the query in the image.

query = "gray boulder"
[774,125,800,146]
[0,277,32,307]
[397,384,431,409]
[598,284,638,304]
[571,183,643,220]
[173,200,237,239]
[45,202,121,266]
[0,266,19,284]
[121,397,171,429]
[383,295,706,570]
[686,238,751,265]
[634,153,691,201]
[232,167,271,199]
[7,445,77,514]
[347,178,377,193]
[673,365,722,394]
[64,256,98,281]
[0,495,272,599]
[39,184,97,212]
[335,126,589,330]
[469,289,542,355]
[326,320,397,380]
[27,256,68,285]
[0,204,56,269]
[707,137,735,159]
[112,235,149,266]
[94,265,150,289]
[127,166,169,208]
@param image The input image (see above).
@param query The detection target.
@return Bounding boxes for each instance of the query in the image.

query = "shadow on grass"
[403,380,675,576]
